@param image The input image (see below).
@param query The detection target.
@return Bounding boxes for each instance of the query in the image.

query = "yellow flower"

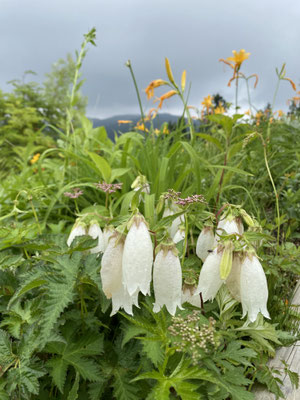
[277,110,284,118]
[165,58,175,85]
[244,109,251,116]
[135,122,148,132]
[181,70,186,92]
[145,79,167,100]
[30,153,40,165]
[155,90,177,109]
[214,103,225,114]
[118,120,132,124]
[162,124,169,135]
[201,95,213,110]
[226,49,250,70]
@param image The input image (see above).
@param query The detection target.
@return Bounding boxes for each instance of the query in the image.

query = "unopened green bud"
[240,209,255,227]
[219,241,234,280]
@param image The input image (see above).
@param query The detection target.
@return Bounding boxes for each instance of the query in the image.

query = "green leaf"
[113,368,139,400]
[196,133,223,150]
[88,151,111,181]
[111,167,131,181]
[46,357,68,393]
[67,372,80,400]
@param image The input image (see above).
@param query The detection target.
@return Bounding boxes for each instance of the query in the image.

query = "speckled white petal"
[122,220,153,296]
[196,227,215,262]
[240,255,270,322]
[194,249,224,302]
[110,286,139,316]
[173,229,185,244]
[100,235,123,299]
[88,224,105,254]
[103,226,114,251]
[226,254,242,302]
[67,225,86,247]
[182,286,201,308]
[153,250,183,316]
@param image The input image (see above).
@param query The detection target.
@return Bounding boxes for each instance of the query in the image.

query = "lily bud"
[122,214,153,296]
[240,253,270,322]
[194,248,224,302]
[67,221,86,247]
[196,226,215,262]
[153,244,183,315]
[219,241,234,280]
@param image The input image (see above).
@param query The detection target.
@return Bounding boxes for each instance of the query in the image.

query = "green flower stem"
[235,75,239,113]
[126,60,145,126]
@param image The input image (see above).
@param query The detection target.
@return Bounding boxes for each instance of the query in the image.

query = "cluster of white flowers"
[193,214,270,323]
[67,206,270,323]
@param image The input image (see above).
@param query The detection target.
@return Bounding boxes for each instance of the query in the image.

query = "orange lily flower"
[145,79,167,100]
[214,104,225,114]
[226,49,250,70]
[118,120,132,124]
[155,90,177,109]
[30,153,40,165]
[201,95,213,110]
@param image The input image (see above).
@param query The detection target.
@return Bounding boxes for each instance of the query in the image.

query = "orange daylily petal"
[219,58,234,69]
[118,120,132,124]
[284,77,297,91]
[155,90,178,109]
[145,79,167,100]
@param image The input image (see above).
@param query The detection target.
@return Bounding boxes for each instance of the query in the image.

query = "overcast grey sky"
[1,0,299,118]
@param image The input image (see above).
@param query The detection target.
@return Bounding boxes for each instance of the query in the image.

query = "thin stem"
[126,60,145,125]
[178,87,195,144]
[30,199,42,234]
[235,76,239,113]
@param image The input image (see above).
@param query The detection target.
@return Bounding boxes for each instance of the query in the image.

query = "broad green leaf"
[67,372,79,400]
[88,151,111,181]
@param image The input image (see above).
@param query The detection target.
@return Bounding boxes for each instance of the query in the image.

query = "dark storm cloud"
[1,0,299,118]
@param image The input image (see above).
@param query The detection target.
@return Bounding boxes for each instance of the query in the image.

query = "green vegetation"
[0,29,299,399]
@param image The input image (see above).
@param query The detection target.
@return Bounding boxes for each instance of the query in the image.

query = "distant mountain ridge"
[89,113,183,139]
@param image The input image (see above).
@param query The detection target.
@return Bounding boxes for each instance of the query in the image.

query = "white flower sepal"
[240,253,270,323]
[67,222,86,247]
[153,244,183,316]
[122,214,153,296]
[88,222,104,254]
[196,226,215,262]
[194,248,224,302]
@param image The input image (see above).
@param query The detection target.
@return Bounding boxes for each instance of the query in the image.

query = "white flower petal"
[103,226,114,251]
[196,226,215,262]
[153,249,183,316]
[182,286,201,308]
[110,286,139,316]
[100,235,123,299]
[194,249,223,302]
[122,219,153,296]
[240,255,270,322]
[173,229,185,244]
[67,225,86,247]
[88,224,105,254]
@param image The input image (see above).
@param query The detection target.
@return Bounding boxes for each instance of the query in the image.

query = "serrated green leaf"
[88,152,111,181]
[67,372,79,400]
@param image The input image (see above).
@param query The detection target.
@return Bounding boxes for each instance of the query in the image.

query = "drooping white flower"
[110,286,139,316]
[67,222,86,247]
[100,233,124,299]
[122,214,153,296]
[153,244,183,316]
[196,226,215,262]
[226,253,242,302]
[182,284,201,308]
[240,254,270,322]
[173,227,185,244]
[163,206,184,239]
[88,222,104,254]
[194,248,224,302]
[214,215,243,245]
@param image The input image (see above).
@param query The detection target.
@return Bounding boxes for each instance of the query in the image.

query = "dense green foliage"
[0,29,299,399]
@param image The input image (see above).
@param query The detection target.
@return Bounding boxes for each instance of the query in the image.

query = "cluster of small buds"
[164,189,181,200]
[64,188,84,199]
[95,181,123,193]
[175,194,205,206]
[168,311,217,364]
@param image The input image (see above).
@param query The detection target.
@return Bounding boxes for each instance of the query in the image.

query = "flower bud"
[219,241,234,280]
[122,214,153,296]
[153,244,183,315]
[240,209,255,227]
[196,226,215,262]
[88,222,104,254]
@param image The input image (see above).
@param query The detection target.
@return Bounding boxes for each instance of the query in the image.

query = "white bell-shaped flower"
[88,222,105,254]
[173,227,185,244]
[215,215,243,245]
[163,206,184,239]
[103,226,114,252]
[240,254,270,322]
[196,226,215,262]
[194,248,224,302]
[110,286,139,316]
[100,233,124,299]
[182,284,201,308]
[122,214,153,296]
[67,222,86,247]
[153,244,183,316]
